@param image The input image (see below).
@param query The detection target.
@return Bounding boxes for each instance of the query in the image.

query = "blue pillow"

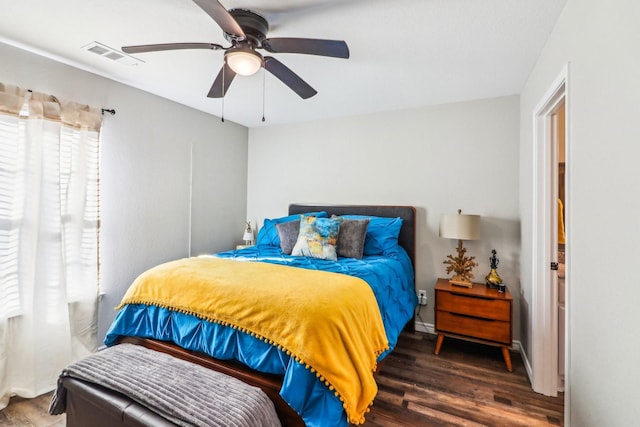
[256,211,328,247]
[340,215,403,256]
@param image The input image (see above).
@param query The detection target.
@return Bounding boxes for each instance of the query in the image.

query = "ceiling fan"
[122,0,350,100]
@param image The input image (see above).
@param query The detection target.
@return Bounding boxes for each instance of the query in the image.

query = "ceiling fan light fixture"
[225,48,263,76]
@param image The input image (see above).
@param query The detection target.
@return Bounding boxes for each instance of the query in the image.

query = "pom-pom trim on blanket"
[118,298,387,424]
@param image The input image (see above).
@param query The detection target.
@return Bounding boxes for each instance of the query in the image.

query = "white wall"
[520,0,640,424]
[248,96,521,334]
[0,42,249,343]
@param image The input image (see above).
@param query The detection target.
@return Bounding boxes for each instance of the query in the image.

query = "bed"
[95,204,417,426]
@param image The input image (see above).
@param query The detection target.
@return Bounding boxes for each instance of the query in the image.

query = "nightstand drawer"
[436,290,510,321]
[436,311,511,344]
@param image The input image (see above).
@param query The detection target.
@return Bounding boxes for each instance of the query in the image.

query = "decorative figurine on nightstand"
[486,249,503,290]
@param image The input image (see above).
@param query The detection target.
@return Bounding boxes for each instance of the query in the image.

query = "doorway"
[553,101,566,392]
[531,66,569,405]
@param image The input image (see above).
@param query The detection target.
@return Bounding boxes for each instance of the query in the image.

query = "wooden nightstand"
[434,277,513,371]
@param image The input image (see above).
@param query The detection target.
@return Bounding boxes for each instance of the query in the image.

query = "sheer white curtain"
[0,83,101,407]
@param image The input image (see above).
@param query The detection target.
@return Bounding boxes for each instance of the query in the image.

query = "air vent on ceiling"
[82,41,143,66]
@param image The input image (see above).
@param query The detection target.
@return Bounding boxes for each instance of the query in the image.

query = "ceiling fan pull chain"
[221,66,225,122]
[262,67,266,122]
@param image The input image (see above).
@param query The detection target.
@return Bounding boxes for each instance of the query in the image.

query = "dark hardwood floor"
[366,332,563,426]
[0,331,563,426]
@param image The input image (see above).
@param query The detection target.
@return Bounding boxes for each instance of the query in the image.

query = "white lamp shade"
[243,229,254,242]
[226,49,263,76]
[439,212,480,241]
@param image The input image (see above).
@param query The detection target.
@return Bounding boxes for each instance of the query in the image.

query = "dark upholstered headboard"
[288,204,417,269]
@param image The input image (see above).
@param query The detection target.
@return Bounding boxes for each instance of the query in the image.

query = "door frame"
[531,64,569,409]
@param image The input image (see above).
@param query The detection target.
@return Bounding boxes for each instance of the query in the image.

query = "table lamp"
[439,209,480,288]
[242,221,254,246]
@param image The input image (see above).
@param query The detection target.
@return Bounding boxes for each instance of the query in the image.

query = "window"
[0,115,24,318]
[0,83,103,402]
[0,97,101,318]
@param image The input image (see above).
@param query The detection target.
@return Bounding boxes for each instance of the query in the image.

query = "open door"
[531,67,568,400]
[555,103,566,392]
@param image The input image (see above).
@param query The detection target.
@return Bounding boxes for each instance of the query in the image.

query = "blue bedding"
[105,244,416,427]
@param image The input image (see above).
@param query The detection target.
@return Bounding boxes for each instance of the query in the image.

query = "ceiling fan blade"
[122,42,224,54]
[207,63,237,98]
[264,56,317,99]
[262,38,349,59]
[192,0,246,40]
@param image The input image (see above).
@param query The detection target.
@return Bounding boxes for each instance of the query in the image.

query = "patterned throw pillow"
[291,216,340,261]
[255,211,328,247]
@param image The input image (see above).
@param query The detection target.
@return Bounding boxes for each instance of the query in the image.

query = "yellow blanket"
[117,257,389,424]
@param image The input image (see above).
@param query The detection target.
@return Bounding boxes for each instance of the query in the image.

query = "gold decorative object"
[440,209,481,288]
[485,249,503,289]
[443,240,478,287]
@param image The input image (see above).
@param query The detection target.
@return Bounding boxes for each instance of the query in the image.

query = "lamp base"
[448,276,473,288]
[443,240,477,288]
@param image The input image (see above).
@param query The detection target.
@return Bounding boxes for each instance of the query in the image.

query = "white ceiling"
[0,0,566,128]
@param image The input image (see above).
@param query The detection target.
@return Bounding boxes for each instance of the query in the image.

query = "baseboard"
[414,320,435,335]
[519,342,534,382]
[512,339,523,354]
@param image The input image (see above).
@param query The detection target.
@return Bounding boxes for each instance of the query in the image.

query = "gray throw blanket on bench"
[49,343,281,427]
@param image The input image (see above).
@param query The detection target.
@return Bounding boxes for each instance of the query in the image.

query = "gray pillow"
[336,218,370,259]
[275,219,300,255]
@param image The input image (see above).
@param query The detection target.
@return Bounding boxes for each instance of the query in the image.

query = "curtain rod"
[23,89,115,116]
